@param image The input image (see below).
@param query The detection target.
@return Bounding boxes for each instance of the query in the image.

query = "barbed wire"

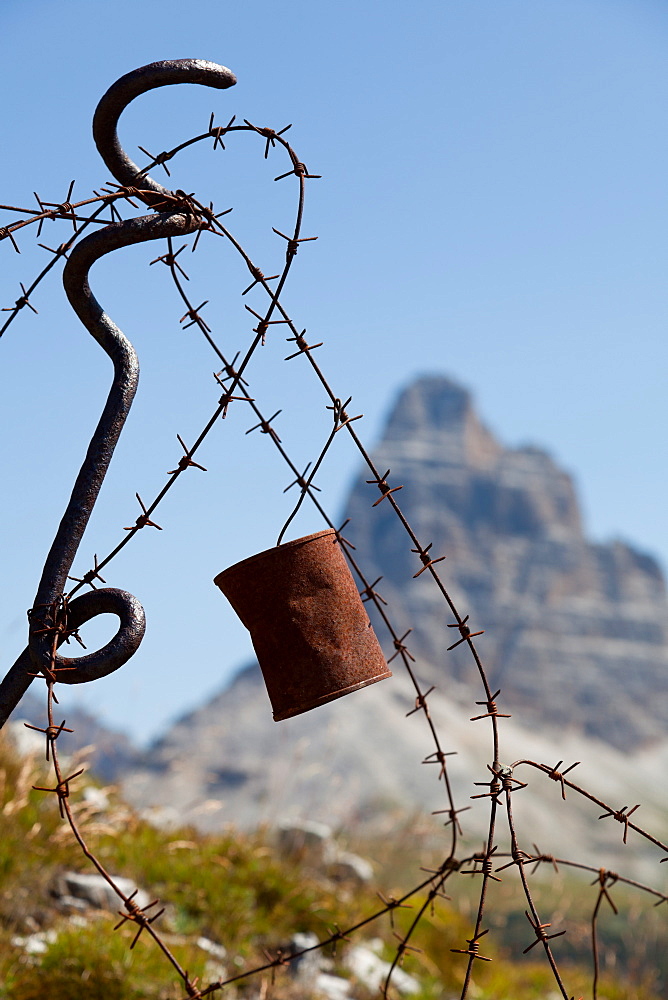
[1,59,666,1000]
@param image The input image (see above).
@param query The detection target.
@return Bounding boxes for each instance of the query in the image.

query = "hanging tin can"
[214,529,391,720]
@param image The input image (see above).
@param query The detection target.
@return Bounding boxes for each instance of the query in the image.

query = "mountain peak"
[382,375,501,470]
[345,373,668,749]
[385,375,473,433]
[378,375,580,537]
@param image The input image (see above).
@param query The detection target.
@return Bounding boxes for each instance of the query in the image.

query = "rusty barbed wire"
[512,759,668,855]
[2,58,666,1000]
[146,216,466,865]
[0,58,466,999]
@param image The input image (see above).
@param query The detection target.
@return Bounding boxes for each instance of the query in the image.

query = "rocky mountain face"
[344,375,668,751]
[119,375,668,868]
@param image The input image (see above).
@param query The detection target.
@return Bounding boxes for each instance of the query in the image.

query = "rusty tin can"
[214,529,391,720]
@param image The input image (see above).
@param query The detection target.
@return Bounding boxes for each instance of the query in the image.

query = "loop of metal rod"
[0,589,145,727]
[0,60,237,723]
[93,58,237,207]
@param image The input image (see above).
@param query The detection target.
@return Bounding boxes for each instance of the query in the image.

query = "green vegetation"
[0,734,663,999]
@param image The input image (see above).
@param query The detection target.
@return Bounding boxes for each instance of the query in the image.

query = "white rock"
[7,720,46,758]
[313,972,352,1000]
[196,936,227,960]
[326,849,373,883]
[345,943,420,995]
[289,931,330,983]
[278,819,333,860]
[82,786,110,811]
[196,938,227,983]
[11,929,57,955]
[58,871,150,912]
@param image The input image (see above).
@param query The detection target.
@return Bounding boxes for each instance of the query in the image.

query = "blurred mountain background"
[11,374,668,876]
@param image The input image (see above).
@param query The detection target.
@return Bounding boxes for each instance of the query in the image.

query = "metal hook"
[93,58,236,207]
[0,60,237,726]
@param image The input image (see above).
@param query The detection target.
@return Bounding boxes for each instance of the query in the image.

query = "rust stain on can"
[214,529,391,720]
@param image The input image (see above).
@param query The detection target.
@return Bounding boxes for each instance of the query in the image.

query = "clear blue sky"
[1,0,667,742]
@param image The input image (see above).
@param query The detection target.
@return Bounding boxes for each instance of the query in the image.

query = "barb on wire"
[276,399,348,546]
[246,409,282,443]
[451,928,493,963]
[114,892,166,950]
[124,493,163,531]
[243,119,292,158]
[242,265,279,296]
[208,112,236,150]
[523,910,566,955]
[2,281,38,314]
[367,469,404,507]
[447,614,484,651]
[67,554,106,590]
[272,226,318,261]
[0,224,21,252]
[598,803,641,845]
[32,766,85,819]
[411,541,446,577]
[546,759,581,800]
[23,718,73,761]
[470,689,511,722]
[360,575,387,605]
[284,328,323,360]
[151,243,190,278]
[167,434,207,475]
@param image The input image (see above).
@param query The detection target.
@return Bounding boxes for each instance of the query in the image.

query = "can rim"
[213,528,337,586]
[272,668,393,721]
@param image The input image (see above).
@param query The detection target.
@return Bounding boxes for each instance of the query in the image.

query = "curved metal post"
[0,60,237,726]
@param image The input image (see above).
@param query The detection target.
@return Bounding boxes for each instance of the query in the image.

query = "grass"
[0,731,663,999]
